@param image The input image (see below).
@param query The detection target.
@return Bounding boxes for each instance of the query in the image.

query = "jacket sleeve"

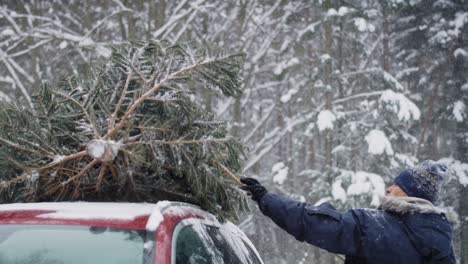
[433,249,456,264]
[432,240,456,264]
[258,192,362,256]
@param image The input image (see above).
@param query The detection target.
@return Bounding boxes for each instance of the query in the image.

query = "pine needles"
[0,41,247,221]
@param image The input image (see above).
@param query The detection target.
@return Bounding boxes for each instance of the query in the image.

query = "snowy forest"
[0,0,467,263]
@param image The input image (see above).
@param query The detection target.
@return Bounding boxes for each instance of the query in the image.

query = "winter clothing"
[257,193,455,263]
[394,160,450,203]
[240,178,268,201]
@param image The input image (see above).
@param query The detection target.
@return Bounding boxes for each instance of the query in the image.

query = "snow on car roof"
[0,201,210,231]
[0,202,159,221]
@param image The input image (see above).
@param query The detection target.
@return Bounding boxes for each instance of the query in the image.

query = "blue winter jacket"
[258,193,456,264]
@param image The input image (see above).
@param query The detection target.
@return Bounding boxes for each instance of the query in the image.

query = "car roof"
[0,201,214,230]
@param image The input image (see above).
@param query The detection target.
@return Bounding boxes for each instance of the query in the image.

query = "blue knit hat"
[394,160,451,203]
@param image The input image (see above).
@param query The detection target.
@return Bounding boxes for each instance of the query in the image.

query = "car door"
[171,219,263,264]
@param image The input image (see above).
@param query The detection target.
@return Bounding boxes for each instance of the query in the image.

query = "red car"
[0,201,263,264]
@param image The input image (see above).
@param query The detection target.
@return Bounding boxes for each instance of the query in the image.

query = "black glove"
[240,177,268,201]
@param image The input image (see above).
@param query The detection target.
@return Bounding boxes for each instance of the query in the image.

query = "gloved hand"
[240,177,268,201]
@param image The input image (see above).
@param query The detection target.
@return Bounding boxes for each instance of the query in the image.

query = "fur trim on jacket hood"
[380,196,446,215]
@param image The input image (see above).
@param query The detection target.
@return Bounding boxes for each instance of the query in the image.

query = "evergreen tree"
[0,41,247,221]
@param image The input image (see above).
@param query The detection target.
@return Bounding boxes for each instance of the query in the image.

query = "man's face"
[386,184,408,197]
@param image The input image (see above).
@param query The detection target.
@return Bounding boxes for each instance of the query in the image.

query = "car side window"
[174,223,262,264]
[174,225,213,264]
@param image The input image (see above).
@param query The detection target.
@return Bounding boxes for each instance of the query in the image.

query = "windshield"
[0,225,152,264]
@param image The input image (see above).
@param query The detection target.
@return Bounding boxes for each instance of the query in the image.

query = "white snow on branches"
[365,129,394,156]
[317,110,336,131]
[354,18,375,32]
[272,162,288,185]
[274,57,299,75]
[326,7,351,17]
[449,12,468,37]
[379,89,421,121]
[382,71,404,91]
[454,48,468,58]
[438,158,468,186]
[347,171,385,206]
[332,180,347,203]
[280,88,299,103]
[0,28,15,36]
[453,100,466,122]
[96,45,112,58]
[320,54,332,62]
[0,91,11,103]
[462,83,468,91]
[59,41,68,49]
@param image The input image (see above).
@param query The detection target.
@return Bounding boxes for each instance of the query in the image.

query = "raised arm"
[241,178,362,256]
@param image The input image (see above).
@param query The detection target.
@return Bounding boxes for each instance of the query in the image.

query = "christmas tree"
[0,41,247,220]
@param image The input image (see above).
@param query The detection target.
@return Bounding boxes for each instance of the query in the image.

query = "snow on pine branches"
[0,41,247,221]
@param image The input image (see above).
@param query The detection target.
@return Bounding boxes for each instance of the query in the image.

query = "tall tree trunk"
[460,183,468,264]
[232,1,247,137]
[118,14,128,40]
[324,2,335,264]
[458,119,468,263]
[416,80,440,158]
[124,0,136,41]
[324,0,333,169]
[309,140,316,168]
[146,1,153,40]
[83,0,94,31]
[155,0,166,31]
[381,2,390,72]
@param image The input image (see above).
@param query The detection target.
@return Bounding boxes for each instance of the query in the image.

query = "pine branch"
[104,55,228,140]
[52,90,101,138]
[108,70,133,130]
[124,137,232,146]
[136,126,174,132]
[95,164,107,192]
[0,136,42,156]
[61,159,99,186]
[213,160,242,186]
[16,138,55,157]
[41,151,88,169]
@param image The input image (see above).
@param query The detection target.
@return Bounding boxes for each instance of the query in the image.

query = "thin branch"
[107,163,118,179]
[9,39,52,58]
[52,89,101,138]
[0,9,23,34]
[95,164,107,192]
[243,102,275,142]
[61,159,99,186]
[7,10,81,35]
[41,151,88,169]
[154,0,204,39]
[104,56,222,139]
[108,70,133,130]
[136,126,174,132]
[213,160,242,186]
[83,9,133,40]
[0,54,33,108]
[0,174,29,189]
[4,155,27,170]
[332,91,384,105]
[125,138,231,146]
[7,57,34,83]
[16,138,55,157]
[0,137,42,155]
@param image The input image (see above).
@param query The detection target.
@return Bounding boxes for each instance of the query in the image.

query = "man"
[241,160,456,263]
